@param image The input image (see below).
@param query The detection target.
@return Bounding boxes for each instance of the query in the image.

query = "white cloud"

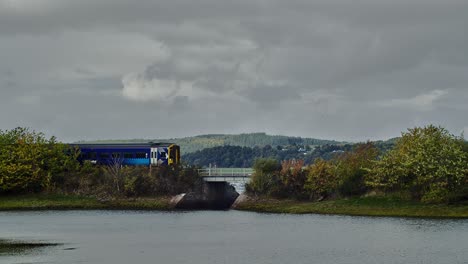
[379,89,448,111]
[121,72,183,101]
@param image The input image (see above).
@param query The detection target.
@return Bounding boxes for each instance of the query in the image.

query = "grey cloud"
[378,90,448,111]
[0,0,467,141]
[243,84,302,106]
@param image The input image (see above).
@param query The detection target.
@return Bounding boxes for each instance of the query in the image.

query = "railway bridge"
[175,168,253,209]
[198,168,253,183]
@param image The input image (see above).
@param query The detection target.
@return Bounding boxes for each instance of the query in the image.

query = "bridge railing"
[198,168,254,177]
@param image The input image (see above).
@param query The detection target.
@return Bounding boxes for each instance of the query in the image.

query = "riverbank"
[0,195,172,211]
[1,194,468,218]
[234,196,468,218]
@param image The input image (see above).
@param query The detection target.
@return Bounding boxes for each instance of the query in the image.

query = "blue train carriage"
[73,142,180,166]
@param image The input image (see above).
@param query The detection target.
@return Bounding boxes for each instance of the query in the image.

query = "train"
[72,142,180,166]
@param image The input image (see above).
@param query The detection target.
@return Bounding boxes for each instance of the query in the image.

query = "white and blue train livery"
[73,142,180,166]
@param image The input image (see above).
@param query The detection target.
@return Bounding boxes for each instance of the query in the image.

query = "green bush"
[0,128,78,194]
[367,125,468,203]
[246,158,281,196]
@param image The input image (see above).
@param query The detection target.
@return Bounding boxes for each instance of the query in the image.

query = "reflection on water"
[0,210,467,264]
[0,240,61,256]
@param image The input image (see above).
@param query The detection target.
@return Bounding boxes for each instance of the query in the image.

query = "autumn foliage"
[248,125,468,204]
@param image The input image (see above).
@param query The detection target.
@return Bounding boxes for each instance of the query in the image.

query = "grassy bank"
[2,194,467,218]
[0,194,173,211]
[235,196,468,218]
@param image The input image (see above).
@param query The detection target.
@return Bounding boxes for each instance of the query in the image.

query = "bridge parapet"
[198,168,254,177]
[199,168,253,183]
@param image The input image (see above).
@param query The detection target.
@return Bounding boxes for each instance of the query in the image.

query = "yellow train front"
[167,144,180,166]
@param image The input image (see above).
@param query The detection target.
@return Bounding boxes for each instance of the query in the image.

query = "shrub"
[278,159,308,199]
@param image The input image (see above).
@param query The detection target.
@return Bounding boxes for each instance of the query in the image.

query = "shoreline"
[0,195,173,211]
[234,196,468,219]
[1,194,467,219]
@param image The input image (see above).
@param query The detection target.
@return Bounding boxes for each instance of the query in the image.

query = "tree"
[104,154,125,194]
[305,158,337,199]
[0,127,77,193]
[366,125,468,203]
[246,158,281,195]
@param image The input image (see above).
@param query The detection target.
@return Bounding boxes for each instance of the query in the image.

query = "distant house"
[332,150,345,153]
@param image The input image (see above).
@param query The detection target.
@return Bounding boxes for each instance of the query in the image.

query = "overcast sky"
[1,0,467,142]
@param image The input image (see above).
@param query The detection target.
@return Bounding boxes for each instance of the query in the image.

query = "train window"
[169,149,175,160]
[123,153,133,158]
[112,153,121,158]
[90,152,97,159]
[160,152,166,158]
[135,152,146,159]
[99,153,109,159]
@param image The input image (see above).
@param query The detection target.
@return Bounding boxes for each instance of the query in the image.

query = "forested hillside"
[78,133,344,154]
[182,140,397,167]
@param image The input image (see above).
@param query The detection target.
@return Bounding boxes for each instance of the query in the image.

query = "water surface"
[1,210,467,264]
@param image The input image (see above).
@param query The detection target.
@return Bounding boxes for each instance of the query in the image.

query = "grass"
[0,194,173,211]
[0,239,62,255]
[235,196,468,218]
[1,194,467,218]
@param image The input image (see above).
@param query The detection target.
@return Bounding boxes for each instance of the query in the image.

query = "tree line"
[182,141,395,168]
[0,128,200,197]
[2,125,467,204]
[246,125,468,203]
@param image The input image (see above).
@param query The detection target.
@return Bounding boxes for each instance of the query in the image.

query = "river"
[1,210,467,264]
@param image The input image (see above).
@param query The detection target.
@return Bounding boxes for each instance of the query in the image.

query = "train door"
[150,147,158,165]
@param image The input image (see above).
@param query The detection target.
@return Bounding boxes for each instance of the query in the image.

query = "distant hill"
[77,132,345,154]
[182,144,354,168]
[182,139,397,168]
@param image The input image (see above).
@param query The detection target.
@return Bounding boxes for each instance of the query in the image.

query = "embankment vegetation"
[245,125,468,213]
[0,128,200,209]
